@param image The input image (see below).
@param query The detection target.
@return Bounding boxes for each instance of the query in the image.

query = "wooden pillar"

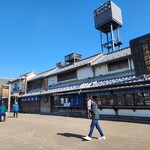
[8,84,11,113]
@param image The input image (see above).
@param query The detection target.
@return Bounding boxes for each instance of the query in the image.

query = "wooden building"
[7,42,150,121]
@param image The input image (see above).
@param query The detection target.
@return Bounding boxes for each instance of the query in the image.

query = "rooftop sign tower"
[94,0,123,53]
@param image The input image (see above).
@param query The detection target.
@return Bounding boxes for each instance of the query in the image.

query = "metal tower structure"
[94,0,123,53]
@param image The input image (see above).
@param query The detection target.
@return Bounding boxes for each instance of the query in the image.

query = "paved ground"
[0,113,150,150]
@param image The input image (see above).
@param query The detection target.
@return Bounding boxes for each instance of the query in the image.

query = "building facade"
[7,46,150,120]
[6,0,150,121]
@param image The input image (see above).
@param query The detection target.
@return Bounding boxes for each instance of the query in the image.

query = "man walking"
[83,96,106,141]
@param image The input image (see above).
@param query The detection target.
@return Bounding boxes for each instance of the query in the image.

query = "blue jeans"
[88,119,104,137]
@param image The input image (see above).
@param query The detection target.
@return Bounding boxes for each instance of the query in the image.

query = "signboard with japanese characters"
[130,33,150,76]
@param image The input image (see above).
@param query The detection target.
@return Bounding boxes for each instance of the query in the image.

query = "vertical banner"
[130,33,150,76]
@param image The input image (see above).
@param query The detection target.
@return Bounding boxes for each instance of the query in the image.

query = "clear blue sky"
[0,0,150,78]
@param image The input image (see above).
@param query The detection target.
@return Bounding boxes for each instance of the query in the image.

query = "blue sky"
[0,0,150,78]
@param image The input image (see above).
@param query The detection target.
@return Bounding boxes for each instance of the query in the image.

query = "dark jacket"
[90,101,100,120]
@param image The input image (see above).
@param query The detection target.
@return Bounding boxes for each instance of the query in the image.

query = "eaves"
[44,55,100,77]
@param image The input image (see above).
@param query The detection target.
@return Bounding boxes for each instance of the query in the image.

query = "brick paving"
[0,113,150,150]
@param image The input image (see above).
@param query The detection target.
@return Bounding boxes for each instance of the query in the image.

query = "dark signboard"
[130,33,150,76]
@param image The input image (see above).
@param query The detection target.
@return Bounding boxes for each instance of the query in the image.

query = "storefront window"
[101,95,114,106]
[144,93,150,105]
[60,98,64,106]
[64,97,70,106]
[54,96,60,106]
[94,97,101,106]
[125,94,134,105]
[117,94,125,105]
[106,95,114,105]
[134,93,144,105]
[101,96,107,105]
[60,96,70,106]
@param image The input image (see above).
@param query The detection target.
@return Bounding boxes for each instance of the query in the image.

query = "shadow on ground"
[7,116,15,118]
[57,132,85,139]
[57,132,98,141]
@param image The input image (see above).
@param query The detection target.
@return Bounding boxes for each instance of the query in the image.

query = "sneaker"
[98,136,106,140]
[83,136,91,141]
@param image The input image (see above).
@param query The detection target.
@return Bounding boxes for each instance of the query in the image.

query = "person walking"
[13,101,19,118]
[0,101,7,122]
[83,96,106,141]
